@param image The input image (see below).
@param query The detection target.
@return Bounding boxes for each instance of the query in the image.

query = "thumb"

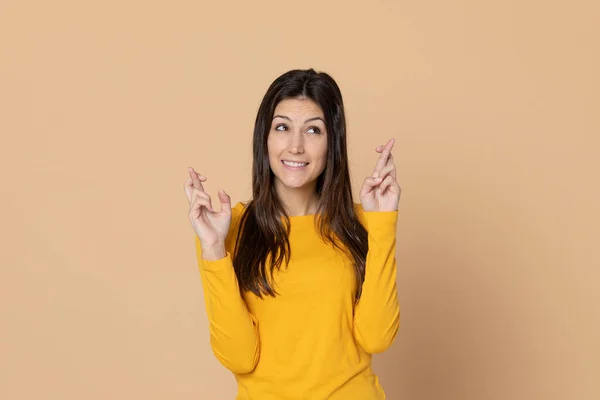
[218,189,232,213]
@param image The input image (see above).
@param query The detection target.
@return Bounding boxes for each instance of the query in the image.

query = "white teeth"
[283,161,307,167]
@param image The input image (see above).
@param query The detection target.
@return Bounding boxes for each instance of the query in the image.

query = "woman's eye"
[307,126,321,134]
[275,124,288,131]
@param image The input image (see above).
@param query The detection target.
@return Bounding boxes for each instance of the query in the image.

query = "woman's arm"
[352,210,400,354]
[354,138,401,353]
[196,237,260,374]
[183,167,260,374]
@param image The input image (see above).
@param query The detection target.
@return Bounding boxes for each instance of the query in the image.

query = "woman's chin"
[282,182,308,190]
[276,178,315,191]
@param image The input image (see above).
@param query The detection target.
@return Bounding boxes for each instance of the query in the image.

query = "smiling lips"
[282,160,309,169]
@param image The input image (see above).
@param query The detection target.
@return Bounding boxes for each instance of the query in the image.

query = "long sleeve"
[195,236,260,374]
[352,210,400,354]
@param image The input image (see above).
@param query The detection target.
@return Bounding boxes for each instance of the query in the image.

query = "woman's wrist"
[201,243,226,261]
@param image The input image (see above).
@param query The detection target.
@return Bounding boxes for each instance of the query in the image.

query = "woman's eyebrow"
[304,117,325,124]
[272,115,325,124]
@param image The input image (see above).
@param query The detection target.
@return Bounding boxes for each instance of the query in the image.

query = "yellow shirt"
[195,202,400,399]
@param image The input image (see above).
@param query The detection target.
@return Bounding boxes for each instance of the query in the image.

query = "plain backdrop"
[1,1,598,399]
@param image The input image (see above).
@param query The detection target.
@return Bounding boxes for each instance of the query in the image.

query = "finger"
[359,176,383,198]
[184,177,194,201]
[188,167,206,191]
[189,195,213,218]
[188,200,201,220]
[184,176,206,199]
[372,139,395,177]
[191,188,211,201]
[387,152,394,165]
[217,189,232,214]
[188,194,204,219]
[379,175,395,194]
[377,162,397,180]
[191,189,213,211]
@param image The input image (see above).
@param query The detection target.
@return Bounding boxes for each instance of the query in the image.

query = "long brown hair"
[233,69,368,300]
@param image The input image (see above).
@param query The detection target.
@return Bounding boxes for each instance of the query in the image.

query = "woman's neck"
[275,182,319,216]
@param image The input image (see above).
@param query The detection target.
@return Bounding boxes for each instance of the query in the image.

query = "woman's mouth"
[282,160,309,169]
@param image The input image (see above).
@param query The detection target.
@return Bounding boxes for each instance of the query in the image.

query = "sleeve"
[352,207,400,354]
[194,205,260,374]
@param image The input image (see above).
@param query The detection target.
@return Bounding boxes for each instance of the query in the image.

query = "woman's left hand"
[359,138,401,212]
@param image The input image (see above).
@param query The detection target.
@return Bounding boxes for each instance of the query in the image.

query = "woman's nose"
[288,132,305,154]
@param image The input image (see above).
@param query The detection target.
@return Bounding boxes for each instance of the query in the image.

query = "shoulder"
[229,201,248,234]
[231,201,248,225]
[353,202,366,225]
[232,201,246,216]
[222,202,246,252]
[353,202,364,213]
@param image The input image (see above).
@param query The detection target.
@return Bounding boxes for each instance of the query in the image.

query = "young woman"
[184,69,401,399]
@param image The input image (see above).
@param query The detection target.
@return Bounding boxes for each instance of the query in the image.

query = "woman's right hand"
[184,167,232,259]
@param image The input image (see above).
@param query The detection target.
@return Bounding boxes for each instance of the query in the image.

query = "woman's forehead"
[273,98,324,118]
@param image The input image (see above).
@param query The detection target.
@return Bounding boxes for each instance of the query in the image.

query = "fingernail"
[375,177,382,181]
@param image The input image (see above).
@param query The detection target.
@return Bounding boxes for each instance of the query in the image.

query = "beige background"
[1,1,598,399]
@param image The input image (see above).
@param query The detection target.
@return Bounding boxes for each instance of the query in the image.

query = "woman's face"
[267,97,328,193]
